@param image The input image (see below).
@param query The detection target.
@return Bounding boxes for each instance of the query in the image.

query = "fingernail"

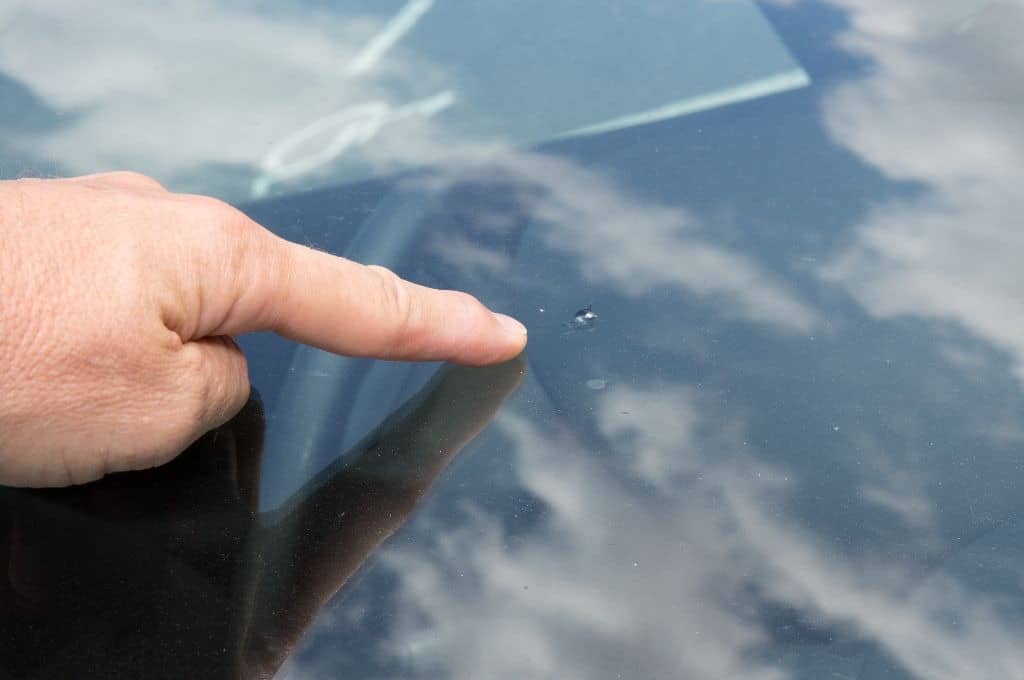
[494,312,528,336]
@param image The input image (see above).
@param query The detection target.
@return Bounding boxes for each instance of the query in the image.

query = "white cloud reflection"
[417,151,821,334]
[0,0,807,202]
[282,4,1024,677]
[0,1,456,197]
[281,379,1024,679]
[818,0,1024,381]
[371,391,789,680]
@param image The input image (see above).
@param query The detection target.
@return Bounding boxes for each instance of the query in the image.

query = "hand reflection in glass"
[0,356,525,679]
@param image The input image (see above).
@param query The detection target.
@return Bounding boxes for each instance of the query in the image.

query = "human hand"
[0,172,527,486]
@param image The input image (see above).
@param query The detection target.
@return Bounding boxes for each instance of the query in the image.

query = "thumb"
[176,336,251,446]
[70,336,250,481]
[96,336,250,479]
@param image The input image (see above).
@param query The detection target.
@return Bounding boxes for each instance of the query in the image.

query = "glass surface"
[4,1,1024,678]
[0,0,807,200]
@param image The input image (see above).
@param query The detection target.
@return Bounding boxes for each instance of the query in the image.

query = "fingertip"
[493,312,529,362]
[452,311,527,367]
[493,312,528,337]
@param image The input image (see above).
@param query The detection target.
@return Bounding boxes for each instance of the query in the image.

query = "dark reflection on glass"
[0,357,524,679]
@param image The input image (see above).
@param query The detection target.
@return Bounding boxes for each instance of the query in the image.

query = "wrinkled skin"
[0,172,526,486]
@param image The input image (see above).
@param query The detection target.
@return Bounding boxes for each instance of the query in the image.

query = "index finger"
[205,222,527,366]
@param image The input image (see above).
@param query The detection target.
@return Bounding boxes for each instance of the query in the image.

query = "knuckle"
[446,289,487,326]
[449,289,481,310]
[193,195,246,230]
[368,266,408,311]
[100,170,166,191]
[368,265,420,341]
[190,196,265,270]
[193,198,266,260]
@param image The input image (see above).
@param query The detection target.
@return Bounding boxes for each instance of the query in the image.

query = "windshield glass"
[0,0,808,200]
[3,1,1024,679]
